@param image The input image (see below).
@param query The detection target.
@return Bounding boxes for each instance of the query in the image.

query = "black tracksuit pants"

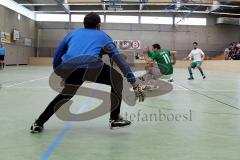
[36,63,123,126]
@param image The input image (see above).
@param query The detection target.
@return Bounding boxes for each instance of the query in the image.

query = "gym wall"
[36,14,240,59]
[0,5,37,65]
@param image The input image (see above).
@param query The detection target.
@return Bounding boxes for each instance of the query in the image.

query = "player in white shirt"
[184,42,206,80]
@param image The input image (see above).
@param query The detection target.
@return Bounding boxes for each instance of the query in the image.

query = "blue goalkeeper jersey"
[53,28,136,85]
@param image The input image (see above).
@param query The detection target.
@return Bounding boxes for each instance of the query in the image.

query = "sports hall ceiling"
[13,0,240,16]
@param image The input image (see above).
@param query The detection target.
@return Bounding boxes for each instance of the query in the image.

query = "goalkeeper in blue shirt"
[30,13,145,132]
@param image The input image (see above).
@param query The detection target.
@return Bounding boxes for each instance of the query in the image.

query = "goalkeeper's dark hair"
[84,12,101,29]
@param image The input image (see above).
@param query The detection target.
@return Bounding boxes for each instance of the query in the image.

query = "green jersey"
[148,50,173,75]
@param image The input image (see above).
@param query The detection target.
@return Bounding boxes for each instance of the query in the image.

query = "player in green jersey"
[141,44,176,90]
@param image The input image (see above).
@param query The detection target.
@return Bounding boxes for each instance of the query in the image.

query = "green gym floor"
[0,66,240,160]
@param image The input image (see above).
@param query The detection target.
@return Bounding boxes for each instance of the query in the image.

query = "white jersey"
[188,48,205,62]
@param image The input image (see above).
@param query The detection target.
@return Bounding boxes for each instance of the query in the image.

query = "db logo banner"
[114,40,141,50]
[131,40,140,49]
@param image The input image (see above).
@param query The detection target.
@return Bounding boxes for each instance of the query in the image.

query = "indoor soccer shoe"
[188,77,194,80]
[168,78,174,82]
[203,75,206,79]
[143,85,153,91]
[138,76,145,82]
[30,122,44,133]
[143,85,159,91]
[109,116,131,130]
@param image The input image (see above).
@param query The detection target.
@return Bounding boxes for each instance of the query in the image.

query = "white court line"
[1,79,238,92]
[188,79,240,81]
[2,85,238,92]
[2,76,48,88]
[5,87,51,89]
[172,82,188,91]
[172,82,239,92]
[171,89,238,92]
[172,89,238,92]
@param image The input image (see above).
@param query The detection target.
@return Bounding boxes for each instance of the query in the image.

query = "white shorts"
[147,66,172,80]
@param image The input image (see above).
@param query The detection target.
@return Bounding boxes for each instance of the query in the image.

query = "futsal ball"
[236,43,240,49]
